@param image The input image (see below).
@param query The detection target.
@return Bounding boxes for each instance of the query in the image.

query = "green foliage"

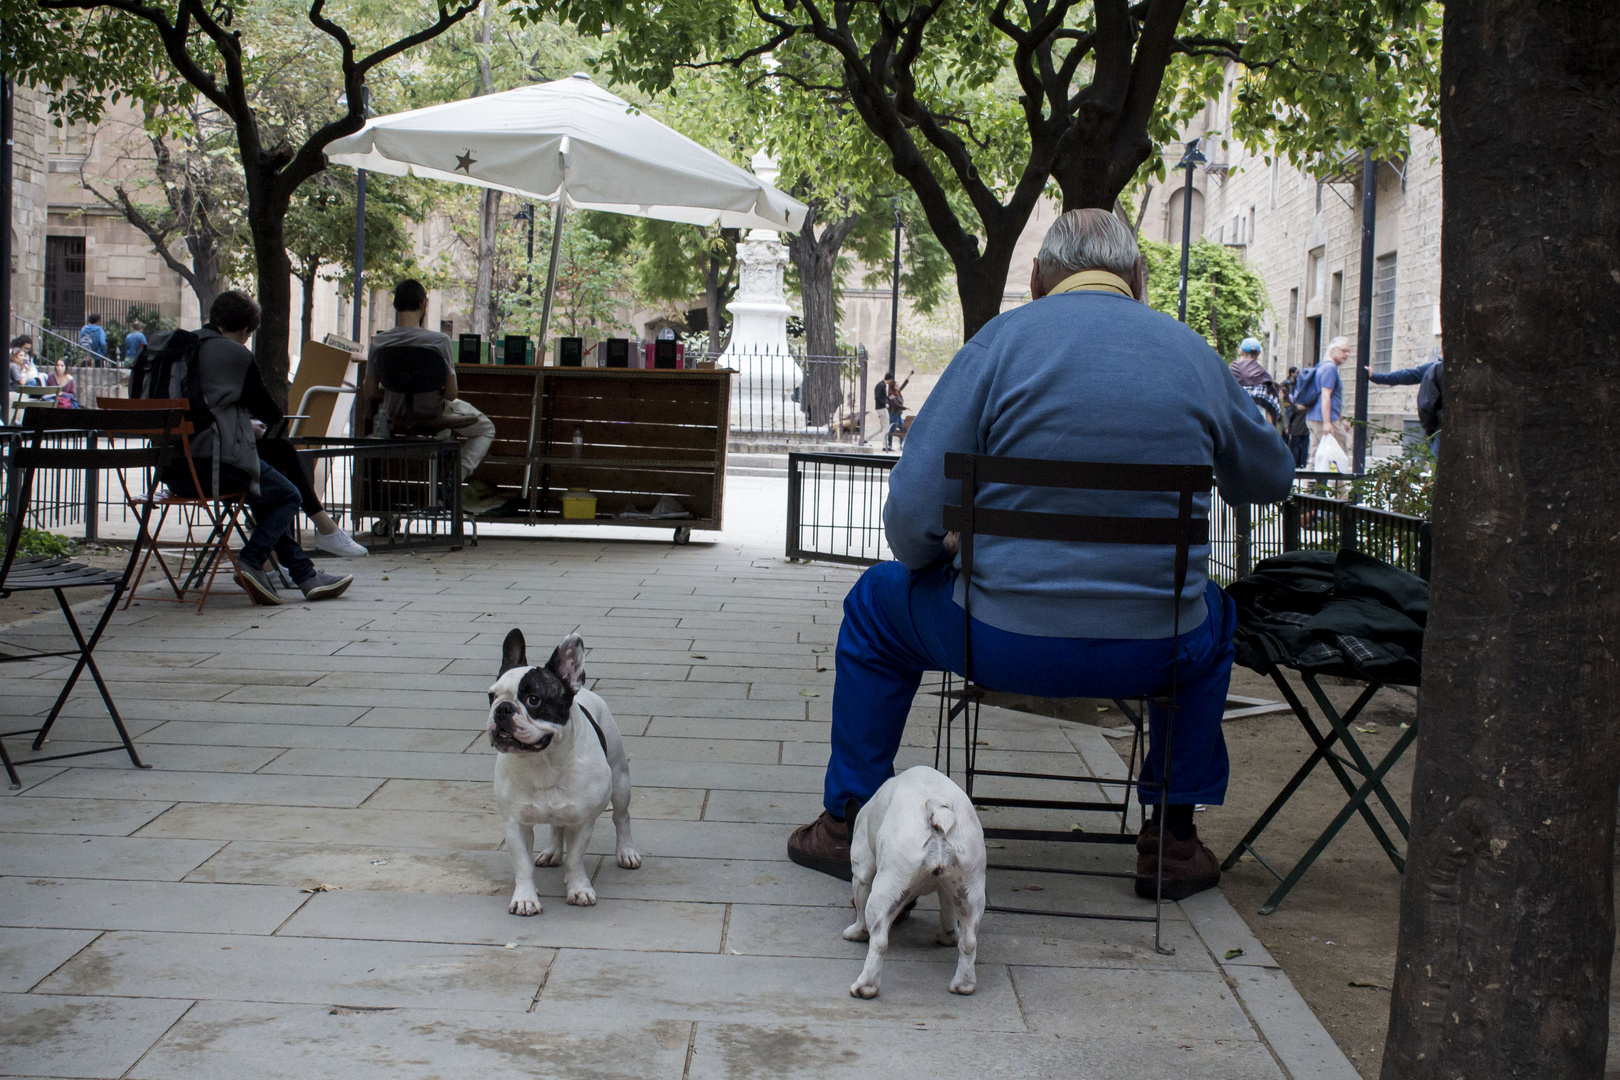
[286,171,424,296]
[1350,427,1435,518]
[4,527,75,559]
[1141,238,1269,361]
[845,195,954,317]
[500,216,634,339]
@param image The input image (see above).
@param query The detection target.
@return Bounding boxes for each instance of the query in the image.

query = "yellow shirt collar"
[1046,270,1136,299]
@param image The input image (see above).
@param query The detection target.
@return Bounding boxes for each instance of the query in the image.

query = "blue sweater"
[883,291,1296,641]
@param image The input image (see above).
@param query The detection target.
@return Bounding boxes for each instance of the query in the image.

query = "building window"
[1166,187,1204,244]
[1306,248,1325,301]
[1270,160,1280,209]
[1373,253,1398,371]
[1287,288,1299,366]
[1329,271,1344,338]
[44,236,86,329]
[48,120,89,159]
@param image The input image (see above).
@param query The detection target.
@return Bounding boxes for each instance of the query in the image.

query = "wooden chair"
[98,398,250,614]
[1,406,181,788]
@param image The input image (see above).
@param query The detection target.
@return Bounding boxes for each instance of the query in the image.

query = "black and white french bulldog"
[488,629,640,916]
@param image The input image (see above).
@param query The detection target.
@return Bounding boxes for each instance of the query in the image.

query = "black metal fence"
[3,430,464,552]
[785,453,1431,581]
[720,345,870,444]
[786,451,896,565]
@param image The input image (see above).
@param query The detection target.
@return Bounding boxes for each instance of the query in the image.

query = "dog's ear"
[500,629,528,675]
[545,633,586,693]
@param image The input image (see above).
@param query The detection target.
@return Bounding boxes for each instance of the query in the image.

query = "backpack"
[1291,364,1321,410]
[874,381,889,411]
[128,329,214,438]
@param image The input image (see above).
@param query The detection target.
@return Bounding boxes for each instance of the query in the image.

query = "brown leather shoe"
[788,806,855,881]
[1135,824,1221,900]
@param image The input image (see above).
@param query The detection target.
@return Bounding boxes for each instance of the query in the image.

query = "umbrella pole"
[522,198,567,504]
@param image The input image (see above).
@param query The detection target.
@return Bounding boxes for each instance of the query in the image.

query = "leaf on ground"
[690,654,707,659]
[1225,947,1245,960]
[799,689,818,697]
[1355,725,1378,733]
[1011,884,1044,892]
[1095,705,1109,712]
[1349,979,1391,990]
[302,883,340,893]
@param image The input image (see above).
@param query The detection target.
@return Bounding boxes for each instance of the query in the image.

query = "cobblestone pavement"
[0,478,1354,1079]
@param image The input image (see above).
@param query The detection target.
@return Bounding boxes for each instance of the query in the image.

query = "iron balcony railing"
[786,453,1430,581]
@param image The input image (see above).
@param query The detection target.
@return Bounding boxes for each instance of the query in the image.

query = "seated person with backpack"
[361,280,495,482]
[156,290,355,605]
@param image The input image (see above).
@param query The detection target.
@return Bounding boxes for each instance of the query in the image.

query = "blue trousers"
[823,562,1236,816]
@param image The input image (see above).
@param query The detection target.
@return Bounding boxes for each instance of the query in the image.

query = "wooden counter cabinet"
[452,365,730,539]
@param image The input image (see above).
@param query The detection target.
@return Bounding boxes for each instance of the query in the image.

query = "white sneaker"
[313,527,368,558]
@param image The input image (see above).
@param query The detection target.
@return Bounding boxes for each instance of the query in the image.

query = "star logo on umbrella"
[454,149,477,174]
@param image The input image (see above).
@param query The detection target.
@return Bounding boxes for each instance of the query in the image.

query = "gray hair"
[1036,208,1141,281]
[1326,336,1351,358]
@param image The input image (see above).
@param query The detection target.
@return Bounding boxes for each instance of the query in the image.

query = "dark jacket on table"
[1228,549,1428,685]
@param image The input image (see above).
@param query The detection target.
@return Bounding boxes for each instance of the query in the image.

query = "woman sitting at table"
[46,358,77,407]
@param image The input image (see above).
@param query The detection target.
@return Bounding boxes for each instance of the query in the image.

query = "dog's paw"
[850,980,879,999]
[616,845,642,869]
[949,973,977,995]
[533,847,562,867]
[566,883,597,906]
[842,923,870,942]
[936,928,959,947]
[509,891,543,917]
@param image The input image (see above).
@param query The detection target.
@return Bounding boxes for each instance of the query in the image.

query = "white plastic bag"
[1312,433,1353,473]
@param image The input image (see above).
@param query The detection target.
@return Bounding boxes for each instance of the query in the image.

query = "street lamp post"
[343,87,375,343]
[514,204,537,294]
[1175,139,1207,323]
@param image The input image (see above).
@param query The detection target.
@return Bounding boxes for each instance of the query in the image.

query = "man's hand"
[943,531,959,556]
[250,419,266,437]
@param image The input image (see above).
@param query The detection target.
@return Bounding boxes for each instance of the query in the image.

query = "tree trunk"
[704,253,725,358]
[473,187,503,337]
[786,199,858,426]
[1380,4,1620,1078]
[185,240,222,321]
[249,200,295,409]
[298,264,319,347]
[957,259,1011,342]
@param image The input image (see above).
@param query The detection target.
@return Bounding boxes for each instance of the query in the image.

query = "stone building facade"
[1141,76,1441,458]
[8,83,51,326]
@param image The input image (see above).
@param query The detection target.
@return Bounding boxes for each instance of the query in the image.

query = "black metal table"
[1220,663,1419,914]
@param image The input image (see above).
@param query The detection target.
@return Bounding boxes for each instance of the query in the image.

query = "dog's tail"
[923,798,957,875]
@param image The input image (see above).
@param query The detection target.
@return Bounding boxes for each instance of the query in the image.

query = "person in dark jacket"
[1369,358,1443,456]
[161,291,355,606]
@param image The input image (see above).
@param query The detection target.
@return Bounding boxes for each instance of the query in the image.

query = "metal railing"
[290,436,465,552]
[4,428,464,552]
[10,313,117,369]
[717,345,870,444]
[786,451,896,565]
[785,453,1430,581]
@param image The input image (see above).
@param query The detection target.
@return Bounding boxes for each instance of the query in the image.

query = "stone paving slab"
[127,1002,692,1080]
[281,890,725,953]
[532,948,1026,1029]
[0,928,100,992]
[0,797,172,836]
[23,770,383,808]
[0,832,223,881]
[685,1022,1282,1080]
[0,992,195,1080]
[38,930,552,1011]
[0,876,309,934]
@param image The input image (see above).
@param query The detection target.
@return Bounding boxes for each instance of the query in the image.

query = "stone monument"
[722,151,797,431]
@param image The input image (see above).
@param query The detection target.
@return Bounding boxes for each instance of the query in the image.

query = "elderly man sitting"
[788,209,1295,899]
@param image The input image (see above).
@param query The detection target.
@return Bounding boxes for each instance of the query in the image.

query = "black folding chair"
[0,406,180,788]
[935,453,1211,954]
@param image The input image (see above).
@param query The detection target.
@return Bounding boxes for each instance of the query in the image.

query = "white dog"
[487,630,640,916]
[842,765,987,998]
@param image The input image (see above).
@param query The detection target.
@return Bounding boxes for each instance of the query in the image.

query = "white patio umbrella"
[325,73,807,354]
